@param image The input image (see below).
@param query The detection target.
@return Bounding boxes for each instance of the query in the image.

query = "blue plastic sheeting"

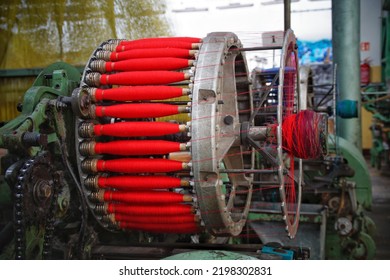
[297,39,332,64]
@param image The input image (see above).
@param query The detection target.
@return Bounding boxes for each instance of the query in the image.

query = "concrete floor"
[367,161,390,259]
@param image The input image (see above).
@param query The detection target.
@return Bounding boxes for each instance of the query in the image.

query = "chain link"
[14,153,59,260]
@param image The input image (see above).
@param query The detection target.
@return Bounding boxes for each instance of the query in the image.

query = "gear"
[14,152,58,259]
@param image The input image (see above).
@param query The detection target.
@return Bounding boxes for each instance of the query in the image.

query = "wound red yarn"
[95,103,180,119]
[100,71,187,86]
[110,48,195,61]
[94,86,183,102]
[103,190,186,204]
[96,158,184,173]
[119,37,201,45]
[117,38,199,51]
[282,110,322,159]
[98,175,182,190]
[94,140,182,155]
[105,58,191,72]
[93,122,182,137]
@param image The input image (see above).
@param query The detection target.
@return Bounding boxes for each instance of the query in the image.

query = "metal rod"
[284,0,291,31]
[236,46,283,52]
[219,169,278,174]
[252,181,280,185]
[255,112,278,116]
[361,91,389,95]
[249,72,279,123]
[333,63,338,155]
[248,126,269,141]
[246,136,279,167]
[169,81,191,86]
[316,85,334,107]
[92,242,265,254]
[308,84,334,88]
[149,101,190,105]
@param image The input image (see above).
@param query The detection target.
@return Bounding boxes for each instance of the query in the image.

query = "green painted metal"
[0,66,84,78]
[362,85,390,170]
[328,135,372,209]
[325,203,376,259]
[0,62,81,154]
[332,0,362,150]
[325,225,375,260]
[247,212,323,224]
[0,176,11,206]
[164,250,258,260]
[0,226,45,260]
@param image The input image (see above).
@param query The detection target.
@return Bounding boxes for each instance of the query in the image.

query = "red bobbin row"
[104,58,192,72]
[94,103,183,119]
[99,71,189,86]
[93,140,183,156]
[97,175,183,190]
[93,121,185,137]
[103,190,189,204]
[96,158,187,173]
[109,48,196,62]
[92,86,185,102]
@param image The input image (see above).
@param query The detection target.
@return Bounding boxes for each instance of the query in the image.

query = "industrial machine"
[1,29,371,260]
[261,65,376,260]
[362,84,390,171]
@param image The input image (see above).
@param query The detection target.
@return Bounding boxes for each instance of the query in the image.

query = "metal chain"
[14,158,34,259]
[42,171,60,259]
[14,153,58,260]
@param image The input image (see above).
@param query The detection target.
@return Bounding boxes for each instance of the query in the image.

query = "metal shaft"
[332,0,361,150]
[284,0,291,31]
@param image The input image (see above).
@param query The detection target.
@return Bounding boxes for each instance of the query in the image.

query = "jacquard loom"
[0,30,375,260]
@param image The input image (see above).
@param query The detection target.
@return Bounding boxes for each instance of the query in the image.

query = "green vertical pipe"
[332,0,362,150]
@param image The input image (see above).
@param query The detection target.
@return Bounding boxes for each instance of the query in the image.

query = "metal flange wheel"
[249,30,309,238]
[276,29,302,238]
[191,32,253,236]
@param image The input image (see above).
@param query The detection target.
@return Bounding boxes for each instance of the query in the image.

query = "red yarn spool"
[93,122,183,137]
[119,37,201,45]
[110,48,195,61]
[96,158,185,173]
[118,221,199,234]
[282,110,322,159]
[117,41,196,52]
[103,190,187,204]
[93,86,184,102]
[100,71,187,86]
[98,175,182,190]
[94,140,182,155]
[114,213,196,224]
[117,38,200,51]
[105,58,191,72]
[107,203,193,216]
[95,103,181,119]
